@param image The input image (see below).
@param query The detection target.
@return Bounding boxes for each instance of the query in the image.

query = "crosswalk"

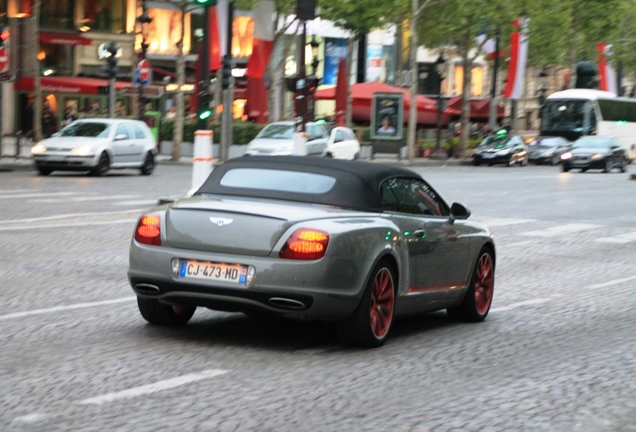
[477,216,636,244]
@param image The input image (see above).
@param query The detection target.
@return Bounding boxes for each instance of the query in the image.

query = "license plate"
[179,260,247,284]
[481,153,495,158]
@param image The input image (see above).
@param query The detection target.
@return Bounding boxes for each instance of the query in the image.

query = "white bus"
[540,89,636,161]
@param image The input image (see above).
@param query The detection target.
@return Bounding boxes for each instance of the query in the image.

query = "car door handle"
[412,229,427,238]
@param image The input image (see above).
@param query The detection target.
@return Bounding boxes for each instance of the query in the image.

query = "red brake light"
[134,214,161,246]
[280,229,329,260]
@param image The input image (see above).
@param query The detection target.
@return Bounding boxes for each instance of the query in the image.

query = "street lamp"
[307,35,320,121]
[136,0,152,120]
[434,54,446,157]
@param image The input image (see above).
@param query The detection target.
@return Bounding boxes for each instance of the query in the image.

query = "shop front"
[14,76,133,134]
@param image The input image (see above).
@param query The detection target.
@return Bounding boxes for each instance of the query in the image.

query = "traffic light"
[0,26,8,74]
[194,0,217,5]
[102,42,119,79]
[306,76,319,94]
[198,81,212,121]
[222,55,232,90]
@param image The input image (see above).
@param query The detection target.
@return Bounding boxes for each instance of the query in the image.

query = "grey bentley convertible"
[128,156,495,347]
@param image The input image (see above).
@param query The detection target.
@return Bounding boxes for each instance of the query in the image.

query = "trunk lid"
[165,196,352,256]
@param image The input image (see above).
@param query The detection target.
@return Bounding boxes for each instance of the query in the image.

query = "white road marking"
[77,369,229,405]
[12,413,49,423]
[477,218,537,227]
[596,231,636,244]
[0,219,137,231]
[588,275,636,289]
[0,192,76,200]
[29,195,141,203]
[0,209,144,224]
[520,223,602,237]
[113,200,158,206]
[490,298,551,313]
[0,297,135,321]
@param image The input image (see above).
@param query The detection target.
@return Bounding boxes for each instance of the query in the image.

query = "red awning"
[15,76,130,95]
[39,31,92,46]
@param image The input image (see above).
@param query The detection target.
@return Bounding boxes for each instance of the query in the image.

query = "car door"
[130,122,150,164]
[380,177,472,297]
[329,128,349,158]
[110,122,135,164]
[306,124,328,156]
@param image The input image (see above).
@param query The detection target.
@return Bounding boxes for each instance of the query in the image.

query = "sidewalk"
[1,136,468,172]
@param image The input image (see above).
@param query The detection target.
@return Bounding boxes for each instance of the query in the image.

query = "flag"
[476,32,503,61]
[598,43,617,94]
[503,18,529,100]
[245,0,275,79]
[209,0,229,71]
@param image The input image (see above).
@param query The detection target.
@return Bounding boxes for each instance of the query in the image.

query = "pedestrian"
[41,101,57,139]
[62,105,77,127]
[23,96,35,139]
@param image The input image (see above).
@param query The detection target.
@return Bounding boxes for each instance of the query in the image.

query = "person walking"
[41,101,58,139]
[62,105,77,127]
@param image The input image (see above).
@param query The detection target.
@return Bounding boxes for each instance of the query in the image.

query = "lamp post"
[137,0,152,120]
[308,35,320,121]
[434,54,446,157]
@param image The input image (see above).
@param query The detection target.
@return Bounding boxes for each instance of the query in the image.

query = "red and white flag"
[209,0,229,71]
[503,19,529,100]
[598,43,617,94]
[476,33,503,61]
[245,0,275,79]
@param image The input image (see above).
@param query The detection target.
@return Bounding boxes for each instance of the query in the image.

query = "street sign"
[0,46,8,73]
[121,85,165,99]
[136,59,151,86]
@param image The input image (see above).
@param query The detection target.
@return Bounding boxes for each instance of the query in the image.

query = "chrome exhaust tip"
[135,283,161,294]
[268,297,306,310]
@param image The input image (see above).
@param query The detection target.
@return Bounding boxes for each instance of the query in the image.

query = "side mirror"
[114,134,127,141]
[449,202,470,224]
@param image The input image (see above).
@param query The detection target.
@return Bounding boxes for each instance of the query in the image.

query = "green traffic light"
[194,0,217,5]
[199,110,212,120]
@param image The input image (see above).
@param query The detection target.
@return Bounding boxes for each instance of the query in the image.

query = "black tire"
[447,247,495,322]
[37,166,53,176]
[338,259,396,348]
[472,158,481,166]
[137,297,196,325]
[619,157,627,173]
[602,158,612,173]
[91,152,110,177]
[140,152,155,175]
[562,163,570,172]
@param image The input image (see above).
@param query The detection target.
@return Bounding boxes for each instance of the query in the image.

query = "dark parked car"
[472,134,528,166]
[561,136,628,173]
[128,157,496,348]
[528,136,572,165]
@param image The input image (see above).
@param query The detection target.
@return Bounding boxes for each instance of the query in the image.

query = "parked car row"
[472,133,630,173]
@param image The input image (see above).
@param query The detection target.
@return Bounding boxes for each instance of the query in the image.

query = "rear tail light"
[134,214,161,246]
[280,229,329,260]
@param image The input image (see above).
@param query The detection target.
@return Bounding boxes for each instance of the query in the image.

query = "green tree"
[417,0,519,157]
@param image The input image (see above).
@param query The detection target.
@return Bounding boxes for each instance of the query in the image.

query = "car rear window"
[219,168,336,194]
[59,122,109,138]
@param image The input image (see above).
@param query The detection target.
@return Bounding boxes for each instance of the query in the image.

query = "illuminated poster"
[371,93,404,141]
[366,45,383,82]
[323,38,347,85]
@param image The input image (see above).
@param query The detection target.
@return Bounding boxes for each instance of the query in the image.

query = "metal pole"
[299,22,307,132]
[138,0,149,120]
[198,5,211,130]
[488,30,500,132]
[435,95,442,151]
[109,77,115,117]
[221,2,234,163]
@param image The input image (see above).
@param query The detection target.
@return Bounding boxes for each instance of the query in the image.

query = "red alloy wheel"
[369,268,395,339]
[474,253,494,314]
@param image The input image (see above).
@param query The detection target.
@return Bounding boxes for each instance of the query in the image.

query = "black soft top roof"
[195,156,422,212]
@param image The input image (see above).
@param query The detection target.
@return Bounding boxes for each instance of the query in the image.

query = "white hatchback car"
[31,118,157,176]
[323,126,361,160]
[244,121,329,157]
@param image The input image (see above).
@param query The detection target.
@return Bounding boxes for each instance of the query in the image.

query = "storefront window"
[83,0,126,33]
[40,0,75,30]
